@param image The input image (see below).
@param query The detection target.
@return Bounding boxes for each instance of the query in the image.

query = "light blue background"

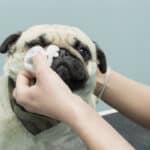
[0,0,150,111]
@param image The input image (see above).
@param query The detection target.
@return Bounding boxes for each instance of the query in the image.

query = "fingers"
[32,54,57,84]
[16,71,30,89]
[14,71,31,105]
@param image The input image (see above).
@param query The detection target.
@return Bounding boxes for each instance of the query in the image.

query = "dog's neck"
[8,77,59,135]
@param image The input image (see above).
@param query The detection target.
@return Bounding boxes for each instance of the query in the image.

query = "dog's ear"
[0,32,22,54]
[94,41,107,73]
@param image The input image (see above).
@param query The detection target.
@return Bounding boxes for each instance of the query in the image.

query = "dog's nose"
[51,48,71,70]
[59,48,70,57]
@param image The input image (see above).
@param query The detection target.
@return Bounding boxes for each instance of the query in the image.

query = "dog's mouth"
[51,48,89,91]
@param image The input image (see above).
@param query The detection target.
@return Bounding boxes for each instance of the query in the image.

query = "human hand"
[94,43,107,97]
[94,70,106,97]
[13,54,79,122]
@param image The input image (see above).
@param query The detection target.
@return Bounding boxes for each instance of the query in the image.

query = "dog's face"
[0,25,107,134]
[0,25,106,91]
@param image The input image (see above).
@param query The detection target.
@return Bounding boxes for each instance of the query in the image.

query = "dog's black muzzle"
[51,48,89,91]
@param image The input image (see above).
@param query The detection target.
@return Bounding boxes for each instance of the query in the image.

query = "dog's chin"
[51,56,89,91]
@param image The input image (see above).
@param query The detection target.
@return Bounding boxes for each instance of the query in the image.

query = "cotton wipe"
[24,45,60,72]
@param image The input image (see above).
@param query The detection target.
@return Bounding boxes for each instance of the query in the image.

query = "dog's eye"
[79,47,91,61]
[73,39,91,61]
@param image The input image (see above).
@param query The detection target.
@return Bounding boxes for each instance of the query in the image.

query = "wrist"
[95,67,111,99]
[94,72,105,96]
[66,94,96,131]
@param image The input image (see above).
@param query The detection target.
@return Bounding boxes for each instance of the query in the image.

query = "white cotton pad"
[24,45,46,73]
[46,45,60,66]
[24,45,60,73]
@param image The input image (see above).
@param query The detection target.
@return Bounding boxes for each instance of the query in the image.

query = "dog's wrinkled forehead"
[15,25,96,61]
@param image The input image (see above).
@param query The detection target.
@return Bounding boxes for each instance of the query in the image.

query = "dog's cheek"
[4,52,25,81]
[86,61,97,84]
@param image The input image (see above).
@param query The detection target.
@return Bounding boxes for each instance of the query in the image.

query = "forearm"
[97,70,150,128]
[66,95,134,150]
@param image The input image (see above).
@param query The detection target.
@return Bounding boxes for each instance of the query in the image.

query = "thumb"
[32,54,50,82]
[32,54,49,73]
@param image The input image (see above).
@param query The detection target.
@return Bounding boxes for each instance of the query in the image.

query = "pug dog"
[0,25,107,150]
